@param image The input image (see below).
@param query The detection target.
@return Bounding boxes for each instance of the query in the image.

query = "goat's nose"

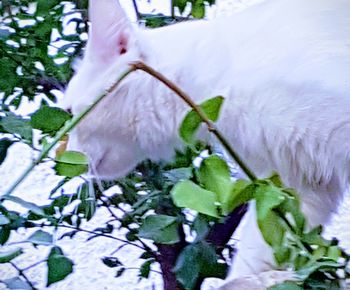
[66,107,72,114]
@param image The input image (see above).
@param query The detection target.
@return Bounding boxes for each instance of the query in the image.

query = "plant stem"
[131,61,257,181]
[57,224,146,251]
[9,262,38,290]
[21,260,46,272]
[131,0,141,21]
[125,267,162,275]
[99,196,156,256]
[1,67,136,199]
[171,0,175,19]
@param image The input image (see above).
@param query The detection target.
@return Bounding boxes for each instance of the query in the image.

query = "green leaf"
[279,189,305,234]
[258,210,285,249]
[0,138,14,165]
[4,196,45,216]
[101,257,122,268]
[0,227,11,245]
[269,282,303,290]
[77,183,96,221]
[164,167,193,183]
[36,0,59,15]
[327,246,341,262]
[197,155,233,214]
[224,180,253,214]
[2,277,31,290]
[171,180,219,217]
[274,246,291,265]
[296,260,342,280]
[0,247,23,263]
[179,96,224,143]
[47,246,74,286]
[193,214,210,242]
[31,106,71,135]
[302,226,331,247]
[173,0,188,14]
[191,0,205,18]
[0,115,32,142]
[174,245,201,290]
[115,267,125,277]
[138,215,180,244]
[195,242,226,279]
[27,230,53,246]
[54,151,89,178]
[255,182,286,221]
[174,242,223,289]
[139,259,154,278]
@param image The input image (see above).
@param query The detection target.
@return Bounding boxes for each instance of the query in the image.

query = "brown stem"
[156,229,187,290]
[131,61,257,182]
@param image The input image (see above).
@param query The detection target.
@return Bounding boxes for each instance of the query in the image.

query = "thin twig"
[21,260,46,272]
[125,267,162,275]
[57,224,147,251]
[131,61,257,181]
[131,0,141,21]
[99,196,156,256]
[171,0,175,19]
[9,262,38,290]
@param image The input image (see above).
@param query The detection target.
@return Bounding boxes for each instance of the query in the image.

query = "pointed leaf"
[174,245,201,289]
[197,155,233,214]
[55,151,89,177]
[139,259,154,278]
[258,210,285,249]
[191,0,205,18]
[0,138,14,165]
[180,96,224,143]
[171,180,219,217]
[0,247,23,263]
[4,196,45,216]
[255,182,286,221]
[0,115,32,141]
[224,180,254,214]
[138,215,180,244]
[0,227,11,245]
[2,277,31,290]
[27,230,53,246]
[31,106,71,135]
[47,246,74,286]
[302,226,331,247]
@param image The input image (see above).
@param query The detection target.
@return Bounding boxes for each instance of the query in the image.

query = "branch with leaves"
[1,61,349,290]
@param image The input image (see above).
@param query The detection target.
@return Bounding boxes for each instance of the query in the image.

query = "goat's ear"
[87,0,132,60]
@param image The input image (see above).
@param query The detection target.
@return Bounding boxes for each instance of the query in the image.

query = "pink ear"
[87,0,131,60]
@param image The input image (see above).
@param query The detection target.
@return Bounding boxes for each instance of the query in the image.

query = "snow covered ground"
[1,0,350,289]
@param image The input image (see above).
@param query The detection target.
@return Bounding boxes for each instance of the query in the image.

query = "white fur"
[62,0,350,287]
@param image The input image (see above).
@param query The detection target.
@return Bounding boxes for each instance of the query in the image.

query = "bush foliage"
[0,1,349,290]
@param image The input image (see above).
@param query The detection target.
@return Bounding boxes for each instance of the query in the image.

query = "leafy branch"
[1,66,136,199]
[2,58,349,290]
[8,261,39,290]
[131,61,257,181]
